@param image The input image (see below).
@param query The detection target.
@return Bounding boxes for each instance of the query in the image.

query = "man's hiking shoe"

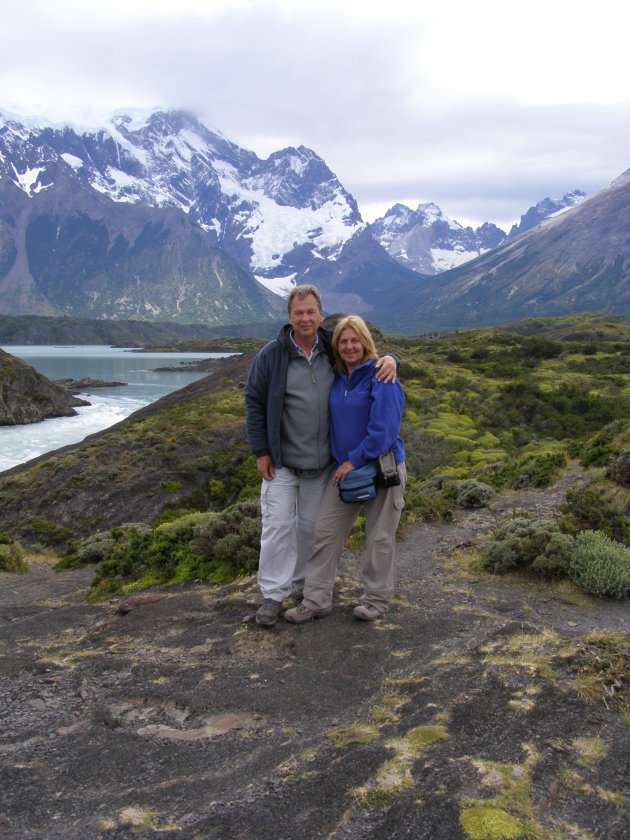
[284,603,331,624]
[255,599,282,626]
[353,602,382,621]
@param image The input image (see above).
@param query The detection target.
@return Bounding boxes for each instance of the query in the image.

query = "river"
[0,346,234,472]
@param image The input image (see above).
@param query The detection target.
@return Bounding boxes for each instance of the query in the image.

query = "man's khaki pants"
[302,462,406,613]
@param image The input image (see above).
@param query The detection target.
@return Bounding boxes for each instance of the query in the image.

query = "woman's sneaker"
[284,603,331,624]
[353,602,381,621]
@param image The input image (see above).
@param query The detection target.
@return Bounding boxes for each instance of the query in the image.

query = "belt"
[284,465,330,479]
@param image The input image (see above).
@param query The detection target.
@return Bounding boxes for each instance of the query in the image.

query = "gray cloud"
[1,2,629,230]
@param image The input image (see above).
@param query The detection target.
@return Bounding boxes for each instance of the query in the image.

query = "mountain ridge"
[1,105,627,334]
[374,171,630,333]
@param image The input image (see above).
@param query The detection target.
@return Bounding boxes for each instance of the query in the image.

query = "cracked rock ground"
[1,472,629,839]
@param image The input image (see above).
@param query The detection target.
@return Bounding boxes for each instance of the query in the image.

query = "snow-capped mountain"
[0,109,289,324]
[2,104,619,335]
[368,202,506,274]
[0,108,362,298]
[369,191,588,276]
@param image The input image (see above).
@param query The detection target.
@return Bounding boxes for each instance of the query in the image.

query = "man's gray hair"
[287,284,323,315]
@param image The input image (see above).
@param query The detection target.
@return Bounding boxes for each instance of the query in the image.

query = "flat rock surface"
[1,468,629,839]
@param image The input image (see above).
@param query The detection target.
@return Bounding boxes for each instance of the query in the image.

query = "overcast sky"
[1,0,629,231]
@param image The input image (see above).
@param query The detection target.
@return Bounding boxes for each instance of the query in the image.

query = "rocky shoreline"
[54,377,127,392]
[0,348,90,425]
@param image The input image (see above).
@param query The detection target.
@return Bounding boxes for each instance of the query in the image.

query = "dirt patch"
[1,468,628,839]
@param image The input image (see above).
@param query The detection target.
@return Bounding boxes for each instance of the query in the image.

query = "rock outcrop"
[0,347,88,424]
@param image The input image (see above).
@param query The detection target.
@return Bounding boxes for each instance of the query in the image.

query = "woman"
[284,316,406,623]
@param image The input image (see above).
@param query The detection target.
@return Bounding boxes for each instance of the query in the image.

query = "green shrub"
[570,531,630,598]
[192,499,260,572]
[456,479,495,509]
[480,451,567,491]
[401,488,454,523]
[560,482,630,547]
[87,501,261,600]
[480,517,571,576]
[77,531,116,564]
[513,451,567,489]
[606,448,630,486]
[209,478,226,504]
[572,426,617,467]
[153,507,196,527]
[0,536,27,573]
[480,461,521,490]
[530,532,574,576]
[229,455,263,501]
[422,473,457,494]
[29,516,75,549]
[161,480,181,494]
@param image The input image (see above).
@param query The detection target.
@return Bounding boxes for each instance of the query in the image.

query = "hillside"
[1,313,629,556]
[0,314,281,345]
[1,313,628,838]
[0,351,255,543]
[502,312,630,343]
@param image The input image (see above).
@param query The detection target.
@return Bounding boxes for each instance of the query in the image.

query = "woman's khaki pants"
[302,462,406,614]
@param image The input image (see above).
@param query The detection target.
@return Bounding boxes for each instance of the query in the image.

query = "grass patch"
[352,722,450,809]
[480,630,560,681]
[569,630,630,719]
[460,805,524,840]
[327,724,379,748]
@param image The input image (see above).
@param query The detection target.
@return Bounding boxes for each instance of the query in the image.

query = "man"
[245,284,397,626]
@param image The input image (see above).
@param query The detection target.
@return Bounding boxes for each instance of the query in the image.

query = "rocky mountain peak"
[508,190,587,237]
[369,201,506,275]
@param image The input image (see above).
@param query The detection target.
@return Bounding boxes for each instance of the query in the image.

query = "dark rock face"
[0,347,88,425]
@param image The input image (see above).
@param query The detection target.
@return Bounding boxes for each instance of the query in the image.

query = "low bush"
[76,531,116,564]
[87,501,261,601]
[479,517,573,577]
[401,475,457,523]
[606,448,630,486]
[0,532,27,573]
[480,517,630,598]
[560,482,630,546]
[570,419,628,469]
[570,530,630,598]
[479,451,567,491]
[456,479,495,509]
[530,532,575,576]
[192,499,261,571]
[513,451,567,489]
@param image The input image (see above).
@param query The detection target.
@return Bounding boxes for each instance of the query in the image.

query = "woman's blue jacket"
[329,359,405,469]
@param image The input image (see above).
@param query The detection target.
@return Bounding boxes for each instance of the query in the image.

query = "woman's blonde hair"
[332,316,378,371]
